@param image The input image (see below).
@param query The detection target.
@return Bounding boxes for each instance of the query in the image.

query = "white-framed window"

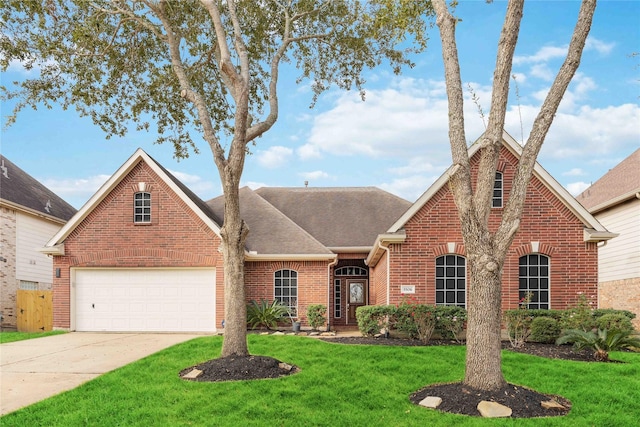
[275,269,298,316]
[134,192,151,223]
[334,279,342,318]
[492,171,503,208]
[519,254,550,309]
[334,266,367,276]
[435,255,466,307]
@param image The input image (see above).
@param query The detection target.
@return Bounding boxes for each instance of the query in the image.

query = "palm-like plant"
[246,300,289,330]
[556,328,640,362]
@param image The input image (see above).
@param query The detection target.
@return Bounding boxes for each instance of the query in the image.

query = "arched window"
[274,269,298,316]
[435,255,466,307]
[492,171,503,208]
[334,266,367,276]
[134,192,151,223]
[519,254,550,309]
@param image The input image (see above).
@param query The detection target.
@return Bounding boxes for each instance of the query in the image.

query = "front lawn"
[1,335,638,426]
[0,330,66,344]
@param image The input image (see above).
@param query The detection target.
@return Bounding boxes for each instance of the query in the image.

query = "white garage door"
[74,269,216,332]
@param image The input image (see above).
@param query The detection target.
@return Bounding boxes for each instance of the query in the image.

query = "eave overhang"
[366,231,407,267]
[37,243,65,256]
[583,229,619,243]
[244,252,338,262]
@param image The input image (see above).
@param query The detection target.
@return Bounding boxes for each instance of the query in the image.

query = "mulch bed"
[179,335,616,418]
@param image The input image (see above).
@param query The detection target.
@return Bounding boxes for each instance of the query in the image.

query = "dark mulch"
[180,355,299,382]
[178,335,615,418]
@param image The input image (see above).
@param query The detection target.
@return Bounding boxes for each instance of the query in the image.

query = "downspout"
[377,240,391,306]
[327,256,338,331]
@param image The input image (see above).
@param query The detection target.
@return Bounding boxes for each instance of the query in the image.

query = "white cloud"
[530,63,554,81]
[168,169,216,196]
[257,145,293,168]
[298,78,488,165]
[243,180,268,190]
[41,174,111,208]
[299,170,331,181]
[566,181,591,196]
[379,174,440,203]
[514,45,568,65]
[585,37,614,55]
[562,168,586,177]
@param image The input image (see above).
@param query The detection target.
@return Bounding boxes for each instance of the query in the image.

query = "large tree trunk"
[464,252,506,390]
[219,183,250,357]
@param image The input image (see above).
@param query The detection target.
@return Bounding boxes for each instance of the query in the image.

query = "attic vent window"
[492,171,503,208]
[134,192,151,223]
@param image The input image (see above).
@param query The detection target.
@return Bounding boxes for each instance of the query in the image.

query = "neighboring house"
[0,155,77,330]
[42,131,616,333]
[577,148,640,328]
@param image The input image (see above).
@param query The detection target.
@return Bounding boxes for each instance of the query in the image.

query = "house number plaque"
[400,285,415,294]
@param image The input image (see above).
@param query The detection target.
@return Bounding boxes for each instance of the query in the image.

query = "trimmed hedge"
[356,304,467,341]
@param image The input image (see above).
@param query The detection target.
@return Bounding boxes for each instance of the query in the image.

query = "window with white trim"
[492,171,503,208]
[275,269,298,316]
[334,279,342,318]
[519,254,550,309]
[435,255,466,307]
[134,192,151,223]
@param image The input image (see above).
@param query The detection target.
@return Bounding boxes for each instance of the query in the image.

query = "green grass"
[1,335,638,426]
[0,330,66,344]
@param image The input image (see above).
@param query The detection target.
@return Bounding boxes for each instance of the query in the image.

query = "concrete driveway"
[0,332,201,416]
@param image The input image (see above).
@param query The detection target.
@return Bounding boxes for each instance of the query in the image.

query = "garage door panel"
[75,269,216,332]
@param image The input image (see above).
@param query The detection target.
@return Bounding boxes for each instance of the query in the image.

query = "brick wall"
[0,207,17,328]
[52,161,222,329]
[245,260,329,326]
[374,147,599,311]
[599,277,640,329]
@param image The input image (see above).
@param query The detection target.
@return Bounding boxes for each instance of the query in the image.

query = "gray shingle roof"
[206,186,411,255]
[577,148,640,213]
[0,155,77,221]
[207,187,332,255]
[255,187,412,248]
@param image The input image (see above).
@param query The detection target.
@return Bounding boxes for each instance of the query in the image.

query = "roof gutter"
[244,252,338,262]
[0,199,69,225]
[583,229,618,244]
[586,190,640,214]
[37,243,65,256]
[365,232,406,267]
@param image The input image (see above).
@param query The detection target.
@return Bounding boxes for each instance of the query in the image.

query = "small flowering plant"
[395,295,436,344]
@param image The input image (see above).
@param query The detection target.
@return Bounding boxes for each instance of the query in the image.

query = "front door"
[347,280,367,324]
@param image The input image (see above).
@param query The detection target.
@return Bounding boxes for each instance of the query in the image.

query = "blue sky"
[2,0,639,209]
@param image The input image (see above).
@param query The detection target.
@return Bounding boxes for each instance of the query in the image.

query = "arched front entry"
[332,263,368,327]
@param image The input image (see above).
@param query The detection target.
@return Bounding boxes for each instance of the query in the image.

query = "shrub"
[530,316,561,343]
[356,305,394,336]
[593,308,636,321]
[503,309,533,348]
[307,304,327,330]
[434,306,467,343]
[246,299,288,330]
[560,293,596,332]
[595,313,634,333]
[394,297,437,343]
[556,328,640,362]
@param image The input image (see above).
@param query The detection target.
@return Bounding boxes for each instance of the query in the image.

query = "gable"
[42,149,221,254]
[388,131,612,238]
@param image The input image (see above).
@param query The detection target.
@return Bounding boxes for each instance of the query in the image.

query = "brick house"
[577,148,640,328]
[366,131,616,313]
[42,132,616,333]
[0,155,76,330]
